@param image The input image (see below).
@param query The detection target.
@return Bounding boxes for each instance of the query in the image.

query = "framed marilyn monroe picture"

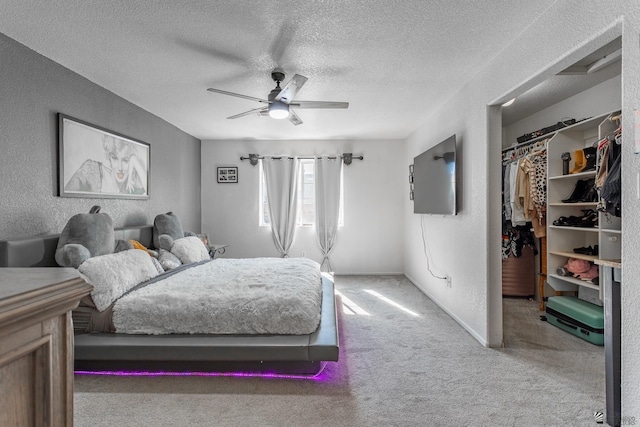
[58,114,150,199]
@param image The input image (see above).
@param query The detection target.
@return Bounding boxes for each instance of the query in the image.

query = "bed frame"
[0,225,339,374]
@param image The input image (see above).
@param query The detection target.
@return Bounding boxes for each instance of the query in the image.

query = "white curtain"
[262,157,300,257]
[315,157,343,272]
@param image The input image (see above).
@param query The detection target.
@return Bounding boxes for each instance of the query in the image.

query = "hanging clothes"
[600,150,621,216]
[503,164,512,223]
[596,125,621,188]
[510,158,528,226]
[596,123,622,217]
[501,225,538,260]
[502,138,548,237]
[521,148,547,237]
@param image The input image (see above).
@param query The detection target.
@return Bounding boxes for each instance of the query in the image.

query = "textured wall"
[619,8,640,418]
[0,33,201,239]
[201,139,405,274]
[403,0,640,417]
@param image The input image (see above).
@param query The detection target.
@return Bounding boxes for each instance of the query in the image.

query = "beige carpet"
[74,275,604,426]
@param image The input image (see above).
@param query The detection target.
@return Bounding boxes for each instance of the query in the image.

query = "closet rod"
[501,135,549,153]
[240,153,363,166]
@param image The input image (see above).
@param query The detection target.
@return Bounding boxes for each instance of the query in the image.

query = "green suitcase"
[545,296,604,345]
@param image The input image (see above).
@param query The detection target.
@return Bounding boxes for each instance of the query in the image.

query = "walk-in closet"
[501,36,621,312]
[500,36,622,424]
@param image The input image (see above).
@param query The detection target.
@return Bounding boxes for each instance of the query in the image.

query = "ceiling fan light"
[269,101,290,119]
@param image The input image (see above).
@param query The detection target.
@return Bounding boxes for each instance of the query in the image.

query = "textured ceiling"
[502,38,622,126]
[0,0,594,141]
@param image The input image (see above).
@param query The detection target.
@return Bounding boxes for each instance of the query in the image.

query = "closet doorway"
[499,36,621,333]
[494,35,623,423]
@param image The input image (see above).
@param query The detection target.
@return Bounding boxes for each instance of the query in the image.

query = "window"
[259,159,344,227]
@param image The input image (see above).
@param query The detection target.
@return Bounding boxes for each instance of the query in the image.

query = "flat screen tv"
[412,134,457,215]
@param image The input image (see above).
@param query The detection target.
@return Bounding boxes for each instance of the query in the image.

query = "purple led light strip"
[75,361,328,381]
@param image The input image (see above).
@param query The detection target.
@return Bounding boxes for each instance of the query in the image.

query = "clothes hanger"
[528,138,548,155]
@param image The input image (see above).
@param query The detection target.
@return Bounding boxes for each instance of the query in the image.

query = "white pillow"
[78,249,159,311]
[170,236,210,264]
[158,249,182,271]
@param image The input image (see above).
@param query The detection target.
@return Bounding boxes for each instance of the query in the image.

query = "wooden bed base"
[0,225,339,375]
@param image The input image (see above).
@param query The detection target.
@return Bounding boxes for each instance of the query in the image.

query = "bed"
[0,225,339,375]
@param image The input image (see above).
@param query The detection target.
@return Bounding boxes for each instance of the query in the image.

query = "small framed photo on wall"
[217,166,238,183]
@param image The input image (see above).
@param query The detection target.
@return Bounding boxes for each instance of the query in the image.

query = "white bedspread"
[112,257,322,335]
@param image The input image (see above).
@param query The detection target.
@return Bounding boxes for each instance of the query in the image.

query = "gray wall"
[0,32,201,239]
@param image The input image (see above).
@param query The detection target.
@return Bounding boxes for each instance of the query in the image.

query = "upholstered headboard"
[0,225,154,267]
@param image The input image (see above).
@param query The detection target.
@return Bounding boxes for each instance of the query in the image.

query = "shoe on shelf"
[552,209,598,228]
[553,216,579,226]
[569,149,586,174]
[578,209,598,228]
[562,178,596,203]
[578,179,598,202]
[556,267,574,277]
[573,245,599,256]
[582,147,597,172]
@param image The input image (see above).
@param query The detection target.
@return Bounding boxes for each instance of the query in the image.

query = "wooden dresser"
[0,268,92,427]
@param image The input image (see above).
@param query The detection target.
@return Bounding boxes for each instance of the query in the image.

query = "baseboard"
[404,273,489,347]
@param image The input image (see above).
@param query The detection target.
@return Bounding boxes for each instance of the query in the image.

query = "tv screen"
[413,134,457,215]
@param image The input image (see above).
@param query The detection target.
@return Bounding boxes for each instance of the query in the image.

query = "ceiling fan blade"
[269,23,296,67]
[207,88,269,104]
[289,109,303,126]
[175,37,249,68]
[290,101,349,109]
[227,107,268,120]
[274,74,308,104]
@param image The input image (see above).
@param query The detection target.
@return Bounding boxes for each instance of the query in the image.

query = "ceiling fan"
[207,70,349,126]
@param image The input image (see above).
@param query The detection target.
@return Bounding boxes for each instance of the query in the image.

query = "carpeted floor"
[74,275,604,426]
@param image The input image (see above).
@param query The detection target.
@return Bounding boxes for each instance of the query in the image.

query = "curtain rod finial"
[248,153,260,166]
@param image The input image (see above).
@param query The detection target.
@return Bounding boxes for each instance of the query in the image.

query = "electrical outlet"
[446,276,452,287]
[301,251,306,258]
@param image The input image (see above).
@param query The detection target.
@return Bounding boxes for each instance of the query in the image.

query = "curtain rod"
[240,153,364,166]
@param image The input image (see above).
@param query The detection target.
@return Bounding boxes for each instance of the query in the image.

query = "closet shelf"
[600,228,622,235]
[544,109,620,302]
[594,258,622,269]
[548,202,598,208]
[548,225,599,232]
[549,250,598,262]
[548,273,600,290]
[549,170,596,181]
